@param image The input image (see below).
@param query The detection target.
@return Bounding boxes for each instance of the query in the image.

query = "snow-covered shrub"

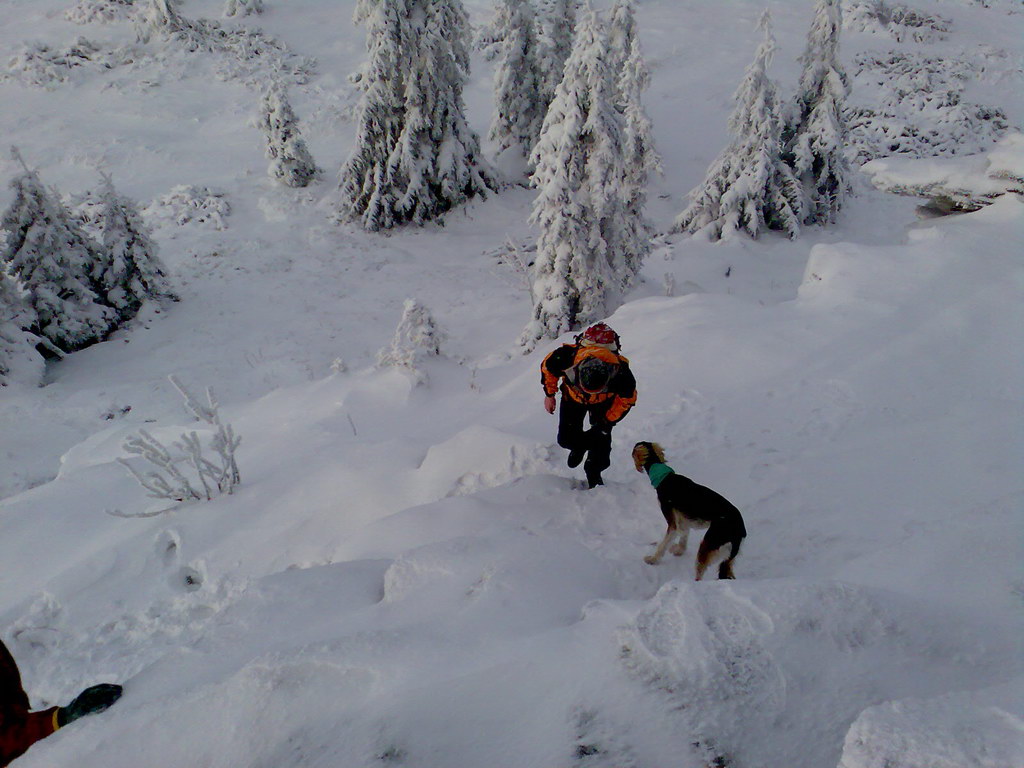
[7,38,134,89]
[954,0,1021,10]
[338,0,498,231]
[676,11,804,241]
[144,185,231,230]
[137,0,314,87]
[256,82,319,188]
[224,0,264,17]
[1,155,117,354]
[65,0,139,25]
[521,7,627,345]
[842,0,952,43]
[846,50,1010,165]
[784,0,851,226]
[138,0,223,51]
[118,376,241,506]
[377,299,447,385]
[488,237,535,294]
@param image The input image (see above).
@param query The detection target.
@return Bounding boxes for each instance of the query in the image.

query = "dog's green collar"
[647,463,673,489]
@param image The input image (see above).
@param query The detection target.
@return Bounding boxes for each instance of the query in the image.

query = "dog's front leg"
[670,514,689,557]
[644,525,676,565]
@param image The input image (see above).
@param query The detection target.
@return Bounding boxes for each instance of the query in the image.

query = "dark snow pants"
[557,395,614,485]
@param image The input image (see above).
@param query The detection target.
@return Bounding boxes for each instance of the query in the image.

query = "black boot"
[585,468,604,489]
[567,447,586,468]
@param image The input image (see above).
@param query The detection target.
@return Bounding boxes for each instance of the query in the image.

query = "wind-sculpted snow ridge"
[618,579,1022,768]
[619,581,784,766]
[838,683,1024,768]
[861,130,1024,212]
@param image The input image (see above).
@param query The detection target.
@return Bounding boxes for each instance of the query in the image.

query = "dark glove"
[57,683,123,727]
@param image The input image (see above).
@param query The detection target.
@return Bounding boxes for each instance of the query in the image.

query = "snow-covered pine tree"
[93,173,176,320]
[784,0,851,225]
[224,0,263,17]
[615,13,660,288]
[377,298,446,385]
[521,6,627,347]
[536,0,577,112]
[338,0,498,231]
[257,81,319,188]
[489,0,546,172]
[674,10,804,240]
[0,271,44,387]
[605,0,638,88]
[1,155,116,353]
[337,0,410,230]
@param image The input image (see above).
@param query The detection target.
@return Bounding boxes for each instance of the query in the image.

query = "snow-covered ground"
[1,1,1022,766]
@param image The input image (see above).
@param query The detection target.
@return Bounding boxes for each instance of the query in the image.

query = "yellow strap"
[52,708,61,731]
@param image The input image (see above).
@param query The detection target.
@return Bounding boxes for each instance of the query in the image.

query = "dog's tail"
[718,537,743,580]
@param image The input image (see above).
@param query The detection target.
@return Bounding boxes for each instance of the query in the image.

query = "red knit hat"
[581,323,619,348]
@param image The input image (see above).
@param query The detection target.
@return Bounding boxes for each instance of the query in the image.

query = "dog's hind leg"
[694,536,721,581]
[717,537,743,579]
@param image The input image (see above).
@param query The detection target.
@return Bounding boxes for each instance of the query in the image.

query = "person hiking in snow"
[1,639,122,766]
[541,323,637,488]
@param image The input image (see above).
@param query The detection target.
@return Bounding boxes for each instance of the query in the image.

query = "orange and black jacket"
[1,641,58,767]
[541,343,637,425]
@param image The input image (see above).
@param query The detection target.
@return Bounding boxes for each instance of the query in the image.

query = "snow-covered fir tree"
[93,173,176,320]
[674,11,805,240]
[257,82,319,188]
[377,298,446,385]
[605,0,638,87]
[617,27,661,287]
[0,271,44,387]
[338,0,498,231]
[784,0,851,225]
[0,156,116,353]
[536,0,577,112]
[224,0,263,17]
[489,0,546,172]
[336,0,410,230]
[521,6,628,347]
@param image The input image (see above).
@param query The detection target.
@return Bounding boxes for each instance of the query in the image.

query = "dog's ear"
[631,442,647,472]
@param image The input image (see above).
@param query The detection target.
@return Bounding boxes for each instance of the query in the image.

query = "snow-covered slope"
[1,1,1022,767]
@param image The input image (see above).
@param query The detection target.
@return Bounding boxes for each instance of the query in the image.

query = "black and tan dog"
[632,442,746,579]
